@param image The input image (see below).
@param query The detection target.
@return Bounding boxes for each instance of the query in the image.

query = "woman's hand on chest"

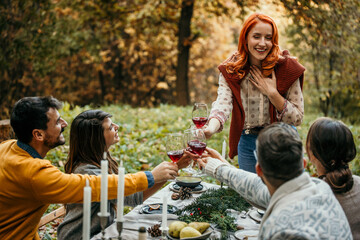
[249,66,277,98]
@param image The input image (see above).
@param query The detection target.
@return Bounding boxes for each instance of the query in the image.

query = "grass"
[39,103,360,238]
[51,103,359,175]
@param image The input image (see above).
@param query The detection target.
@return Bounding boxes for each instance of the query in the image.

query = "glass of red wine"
[166,133,185,163]
[183,128,197,175]
[185,128,207,177]
[192,103,208,129]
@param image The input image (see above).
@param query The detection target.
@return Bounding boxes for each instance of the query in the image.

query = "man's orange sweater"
[0,140,148,240]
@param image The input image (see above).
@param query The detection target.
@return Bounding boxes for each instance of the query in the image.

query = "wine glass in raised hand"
[192,103,208,129]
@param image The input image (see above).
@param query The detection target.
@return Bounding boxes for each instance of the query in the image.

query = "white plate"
[234,229,259,240]
[248,209,262,223]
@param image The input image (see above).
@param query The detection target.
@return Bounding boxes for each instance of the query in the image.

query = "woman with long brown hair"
[57,110,186,239]
[306,117,359,238]
[204,13,305,173]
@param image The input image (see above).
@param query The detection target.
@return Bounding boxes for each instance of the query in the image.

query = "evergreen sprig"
[175,187,251,237]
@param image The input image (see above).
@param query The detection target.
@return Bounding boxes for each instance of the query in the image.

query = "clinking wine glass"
[185,128,207,177]
[165,133,185,182]
[183,128,197,175]
[166,133,185,164]
[192,103,208,129]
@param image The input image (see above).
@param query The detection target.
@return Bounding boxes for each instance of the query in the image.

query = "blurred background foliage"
[280,0,360,124]
[0,0,256,114]
[51,104,360,181]
[1,0,359,123]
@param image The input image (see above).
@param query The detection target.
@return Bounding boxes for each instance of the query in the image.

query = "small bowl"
[257,209,265,216]
[175,176,202,188]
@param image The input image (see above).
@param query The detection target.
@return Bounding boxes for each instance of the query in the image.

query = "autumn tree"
[280,0,360,122]
[176,0,194,106]
[0,0,73,118]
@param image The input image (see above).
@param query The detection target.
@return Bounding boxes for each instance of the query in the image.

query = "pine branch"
[175,187,251,237]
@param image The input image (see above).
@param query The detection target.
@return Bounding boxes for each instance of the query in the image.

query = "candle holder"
[160,227,169,240]
[98,212,110,240]
[116,221,123,240]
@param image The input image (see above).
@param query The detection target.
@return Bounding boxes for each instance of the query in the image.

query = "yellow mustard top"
[0,140,148,240]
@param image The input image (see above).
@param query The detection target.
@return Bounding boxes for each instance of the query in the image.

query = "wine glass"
[183,128,197,175]
[192,103,208,129]
[185,128,207,177]
[166,133,185,163]
[165,133,185,182]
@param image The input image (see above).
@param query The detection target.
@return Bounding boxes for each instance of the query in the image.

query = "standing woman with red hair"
[204,13,305,172]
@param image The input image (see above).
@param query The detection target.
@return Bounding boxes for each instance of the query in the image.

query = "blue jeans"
[237,126,298,173]
[238,131,257,173]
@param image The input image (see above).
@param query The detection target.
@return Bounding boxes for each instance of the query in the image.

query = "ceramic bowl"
[175,176,202,188]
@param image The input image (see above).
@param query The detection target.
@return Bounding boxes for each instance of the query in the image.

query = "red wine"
[188,140,207,156]
[192,117,208,128]
[186,146,196,154]
[167,150,184,163]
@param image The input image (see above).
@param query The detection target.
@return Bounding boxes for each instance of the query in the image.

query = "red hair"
[225,13,281,78]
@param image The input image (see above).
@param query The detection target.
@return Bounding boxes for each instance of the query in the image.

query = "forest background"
[1,0,360,186]
[1,0,359,121]
[1,0,360,187]
[1,0,360,238]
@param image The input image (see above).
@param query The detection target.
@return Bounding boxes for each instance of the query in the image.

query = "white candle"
[100,152,108,216]
[161,194,168,230]
[117,160,125,222]
[222,140,226,159]
[83,179,91,240]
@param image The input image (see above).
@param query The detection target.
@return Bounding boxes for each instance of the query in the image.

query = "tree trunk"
[98,70,106,103]
[175,0,194,106]
[312,50,320,90]
[329,50,335,88]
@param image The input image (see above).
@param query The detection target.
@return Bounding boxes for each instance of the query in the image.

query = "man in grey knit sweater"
[198,122,352,240]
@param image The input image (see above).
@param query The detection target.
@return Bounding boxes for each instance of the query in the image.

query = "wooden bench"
[0,119,15,142]
[38,206,66,228]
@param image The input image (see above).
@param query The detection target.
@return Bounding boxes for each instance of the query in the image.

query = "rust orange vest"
[218,50,305,159]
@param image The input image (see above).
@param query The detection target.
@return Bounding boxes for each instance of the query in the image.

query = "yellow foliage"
[156,82,169,90]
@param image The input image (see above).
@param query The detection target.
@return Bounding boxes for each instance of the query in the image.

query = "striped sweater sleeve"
[205,158,270,209]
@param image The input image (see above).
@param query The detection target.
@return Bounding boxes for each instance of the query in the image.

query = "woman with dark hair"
[306,117,359,238]
[204,13,305,173]
[58,110,189,239]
